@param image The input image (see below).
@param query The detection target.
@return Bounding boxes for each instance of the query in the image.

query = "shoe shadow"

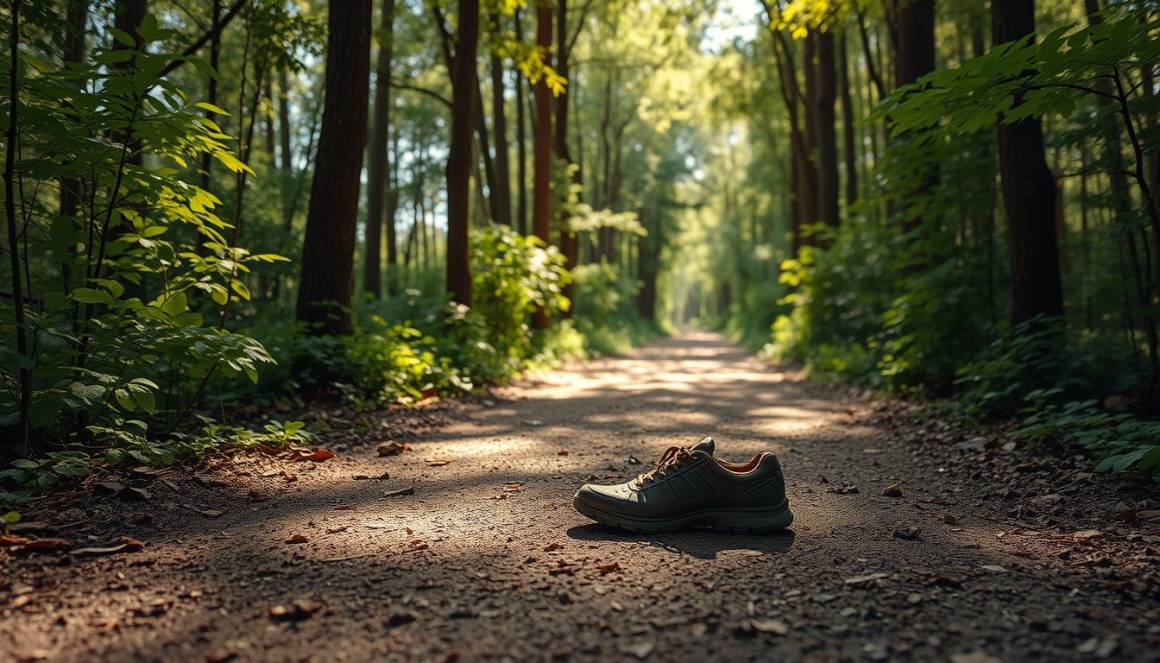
[565,524,796,561]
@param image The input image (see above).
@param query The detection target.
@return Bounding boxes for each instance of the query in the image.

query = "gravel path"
[3,331,1157,662]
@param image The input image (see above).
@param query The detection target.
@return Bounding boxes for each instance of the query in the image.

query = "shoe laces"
[637,446,693,485]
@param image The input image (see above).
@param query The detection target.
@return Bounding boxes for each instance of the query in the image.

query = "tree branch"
[391,80,452,107]
[158,0,249,78]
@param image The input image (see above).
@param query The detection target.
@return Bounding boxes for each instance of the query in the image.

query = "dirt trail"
[3,332,1157,662]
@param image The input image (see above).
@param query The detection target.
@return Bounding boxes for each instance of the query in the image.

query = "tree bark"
[196,0,222,255]
[991,0,1065,324]
[815,30,840,230]
[893,0,936,236]
[490,12,513,226]
[295,0,372,335]
[532,1,554,328]
[445,0,479,306]
[363,0,395,299]
[514,7,529,235]
[802,31,820,229]
[5,0,30,457]
[554,0,578,316]
[59,0,88,294]
[838,31,857,209]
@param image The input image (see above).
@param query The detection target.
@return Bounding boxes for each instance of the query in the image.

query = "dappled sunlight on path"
[3,332,1155,662]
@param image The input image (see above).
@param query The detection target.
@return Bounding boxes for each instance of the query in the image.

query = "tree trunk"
[532,1,554,328]
[838,31,857,209]
[5,0,30,457]
[59,0,88,294]
[363,0,395,299]
[445,0,479,306]
[473,74,498,224]
[991,0,1065,324]
[295,0,372,335]
[514,7,529,235]
[554,0,578,316]
[114,0,147,165]
[802,32,820,229]
[815,30,840,230]
[490,12,513,225]
[196,0,222,256]
[893,0,936,235]
[386,121,400,293]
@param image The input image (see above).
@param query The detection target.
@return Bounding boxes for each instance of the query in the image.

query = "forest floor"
[2,331,1159,663]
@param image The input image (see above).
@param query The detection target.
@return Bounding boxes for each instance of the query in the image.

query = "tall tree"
[532,1,553,327]
[991,0,1064,323]
[815,30,840,230]
[59,0,89,290]
[490,12,513,225]
[364,0,396,299]
[197,0,223,255]
[555,0,578,315]
[295,0,373,335]
[5,0,30,457]
[514,7,529,234]
[892,0,936,234]
[445,0,480,305]
[114,0,147,166]
[802,31,821,228]
[837,32,857,208]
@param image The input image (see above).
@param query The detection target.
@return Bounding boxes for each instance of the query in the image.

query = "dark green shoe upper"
[574,438,788,521]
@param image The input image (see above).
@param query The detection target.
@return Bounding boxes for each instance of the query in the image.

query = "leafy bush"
[1015,400,1160,480]
[0,20,282,452]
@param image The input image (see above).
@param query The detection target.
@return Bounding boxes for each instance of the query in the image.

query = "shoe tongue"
[690,437,715,456]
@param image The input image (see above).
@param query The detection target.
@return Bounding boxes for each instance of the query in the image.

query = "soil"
[2,332,1158,662]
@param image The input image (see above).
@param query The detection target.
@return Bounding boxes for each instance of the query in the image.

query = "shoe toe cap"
[575,482,635,511]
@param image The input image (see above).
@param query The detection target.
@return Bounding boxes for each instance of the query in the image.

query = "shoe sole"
[573,496,794,534]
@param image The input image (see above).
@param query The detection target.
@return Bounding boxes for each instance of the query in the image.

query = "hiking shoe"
[573,437,793,534]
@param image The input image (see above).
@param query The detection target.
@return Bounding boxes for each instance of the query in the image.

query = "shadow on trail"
[566,524,797,560]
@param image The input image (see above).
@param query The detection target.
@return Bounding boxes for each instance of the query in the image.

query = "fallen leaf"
[750,619,790,636]
[269,599,322,621]
[296,449,336,462]
[16,538,74,554]
[618,642,654,659]
[285,534,309,544]
[384,486,415,498]
[883,483,903,498]
[597,562,622,575]
[258,444,281,455]
[376,442,407,457]
[72,537,145,557]
[116,486,151,501]
[844,572,889,587]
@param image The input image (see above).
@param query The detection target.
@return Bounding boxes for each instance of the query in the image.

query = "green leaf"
[72,288,114,305]
[196,102,231,116]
